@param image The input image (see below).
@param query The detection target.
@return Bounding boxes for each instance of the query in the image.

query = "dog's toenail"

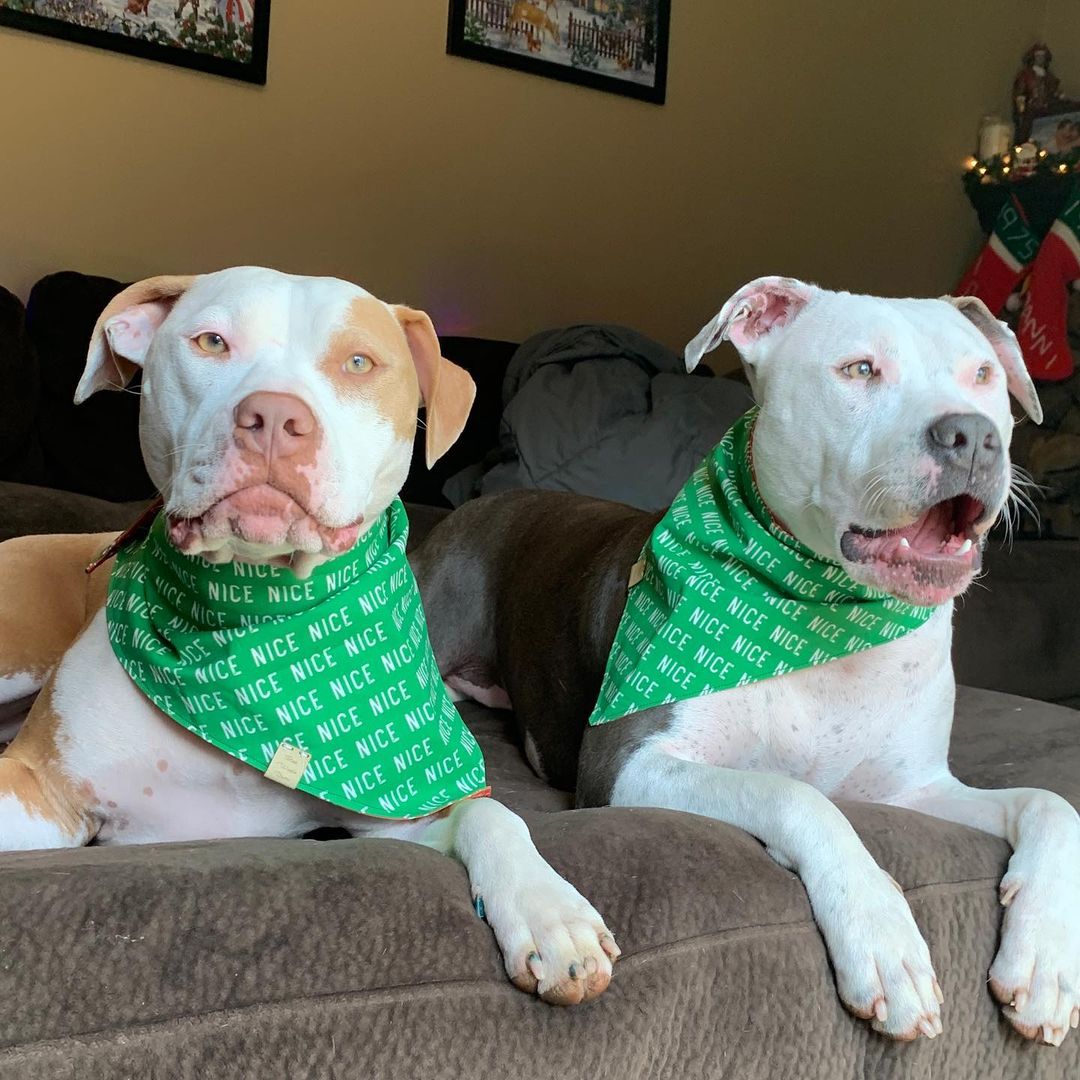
[569,962,580,980]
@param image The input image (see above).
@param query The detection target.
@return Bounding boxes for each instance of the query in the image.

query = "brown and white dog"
[0,267,617,1005]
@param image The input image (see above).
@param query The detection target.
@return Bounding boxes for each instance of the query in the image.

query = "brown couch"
[0,488,1077,1078]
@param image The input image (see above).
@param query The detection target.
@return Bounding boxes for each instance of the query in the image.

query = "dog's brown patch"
[317,296,420,444]
[0,532,117,683]
[2,678,96,840]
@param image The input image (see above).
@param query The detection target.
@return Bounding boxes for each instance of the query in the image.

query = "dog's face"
[76,267,474,577]
[686,277,1043,607]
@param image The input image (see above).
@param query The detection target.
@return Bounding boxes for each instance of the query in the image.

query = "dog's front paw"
[989,866,1080,1046]
[477,865,619,1006]
[813,866,943,1040]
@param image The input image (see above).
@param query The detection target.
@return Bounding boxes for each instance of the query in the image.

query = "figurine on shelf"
[1013,42,1063,140]
[1014,141,1040,178]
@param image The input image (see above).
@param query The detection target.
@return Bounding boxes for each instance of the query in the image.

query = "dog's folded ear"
[943,295,1043,424]
[685,276,815,372]
[74,275,197,404]
[392,306,477,468]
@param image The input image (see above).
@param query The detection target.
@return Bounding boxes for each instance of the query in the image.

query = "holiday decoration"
[978,115,1014,160]
[1014,141,1040,178]
[1013,42,1064,141]
[956,195,1040,315]
[1017,190,1080,381]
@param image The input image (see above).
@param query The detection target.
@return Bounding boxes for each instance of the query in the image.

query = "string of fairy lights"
[963,143,1080,189]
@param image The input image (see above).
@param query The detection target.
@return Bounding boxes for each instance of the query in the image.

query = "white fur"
[608,281,1078,1043]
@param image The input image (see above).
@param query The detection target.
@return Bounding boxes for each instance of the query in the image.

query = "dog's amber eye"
[194,332,228,356]
[974,363,992,385]
[840,359,876,380]
[344,354,373,375]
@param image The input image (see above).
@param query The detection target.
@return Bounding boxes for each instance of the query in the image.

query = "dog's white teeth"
[958,539,973,554]
[899,537,911,549]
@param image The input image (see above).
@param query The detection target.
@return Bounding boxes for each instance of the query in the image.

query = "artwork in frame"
[0,0,271,84]
[447,0,670,105]
[1029,103,1080,155]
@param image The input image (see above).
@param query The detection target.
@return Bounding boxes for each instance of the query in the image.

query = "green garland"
[964,147,1080,195]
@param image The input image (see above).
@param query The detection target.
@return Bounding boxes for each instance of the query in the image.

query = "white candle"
[977,115,1014,160]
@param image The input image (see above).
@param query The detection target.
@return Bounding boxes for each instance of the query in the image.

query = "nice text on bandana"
[106,500,487,819]
[589,409,937,726]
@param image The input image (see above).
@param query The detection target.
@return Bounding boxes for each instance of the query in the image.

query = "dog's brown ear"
[392,306,476,468]
[685,276,816,372]
[943,295,1043,424]
[75,274,197,404]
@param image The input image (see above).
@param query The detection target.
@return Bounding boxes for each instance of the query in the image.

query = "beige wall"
[0,0,1043,367]
[1043,0,1080,90]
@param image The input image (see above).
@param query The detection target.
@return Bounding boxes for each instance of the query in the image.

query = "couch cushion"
[23,273,156,503]
[952,539,1080,705]
[0,288,44,486]
[0,481,149,543]
[0,688,1075,1078]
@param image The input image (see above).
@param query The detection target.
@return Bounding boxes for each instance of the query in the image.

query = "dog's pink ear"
[75,274,197,404]
[685,276,815,371]
[393,306,476,468]
[943,295,1043,424]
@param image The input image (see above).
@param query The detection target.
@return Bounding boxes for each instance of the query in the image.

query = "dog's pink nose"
[234,392,318,461]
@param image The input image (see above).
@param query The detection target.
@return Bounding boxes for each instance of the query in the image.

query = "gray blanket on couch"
[459,324,752,512]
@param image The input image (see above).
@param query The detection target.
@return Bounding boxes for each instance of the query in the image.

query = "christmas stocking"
[955,196,1040,315]
[1018,192,1080,381]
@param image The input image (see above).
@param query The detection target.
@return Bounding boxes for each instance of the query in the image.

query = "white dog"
[415,277,1080,1043]
[0,267,617,1006]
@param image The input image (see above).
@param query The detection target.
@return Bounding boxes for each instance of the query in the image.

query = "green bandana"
[106,500,487,819]
[589,409,937,726]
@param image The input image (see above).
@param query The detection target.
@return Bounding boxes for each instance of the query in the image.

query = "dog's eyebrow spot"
[317,296,419,441]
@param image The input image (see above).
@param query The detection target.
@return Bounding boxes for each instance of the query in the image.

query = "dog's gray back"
[413,489,657,792]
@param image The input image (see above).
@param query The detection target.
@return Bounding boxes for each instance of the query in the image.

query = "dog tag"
[628,560,645,589]
[264,741,311,789]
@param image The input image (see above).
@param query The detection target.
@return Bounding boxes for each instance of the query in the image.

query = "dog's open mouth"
[839,494,986,603]
[167,485,363,565]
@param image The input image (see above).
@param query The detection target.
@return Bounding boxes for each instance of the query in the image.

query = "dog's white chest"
[655,608,954,800]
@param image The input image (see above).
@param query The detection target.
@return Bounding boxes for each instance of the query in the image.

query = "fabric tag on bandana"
[589,409,937,726]
[264,741,313,789]
[106,499,488,819]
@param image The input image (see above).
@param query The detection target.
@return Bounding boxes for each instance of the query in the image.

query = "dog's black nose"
[925,413,1001,470]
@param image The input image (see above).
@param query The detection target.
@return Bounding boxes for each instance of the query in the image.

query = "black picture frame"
[0,0,271,85]
[447,0,669,105]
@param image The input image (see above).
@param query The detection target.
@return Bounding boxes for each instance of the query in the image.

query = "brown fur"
[0,532,117,683]
[3,678,96,842]
[317,296,421,444]
[392,306,476,468]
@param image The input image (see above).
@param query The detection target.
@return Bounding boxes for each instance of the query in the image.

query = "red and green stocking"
[1018,193,1080,382]
[955,196,1040,315]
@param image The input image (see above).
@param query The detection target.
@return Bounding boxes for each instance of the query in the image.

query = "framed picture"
[447,0,670,105]
[1030,102,1080,155]
[0,0,271,85]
